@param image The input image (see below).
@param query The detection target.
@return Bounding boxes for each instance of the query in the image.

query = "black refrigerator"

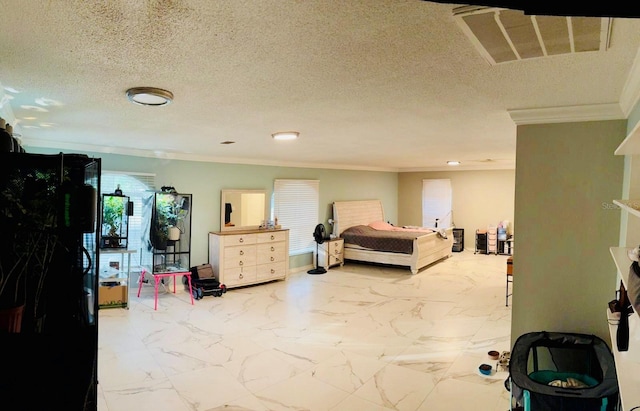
[0,152,101,410]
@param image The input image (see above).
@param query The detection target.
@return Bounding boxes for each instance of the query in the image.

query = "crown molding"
[508,103,625,125]
[22,138,401,173]
[401,163,516,172]
[509,45,640,125]
[620,46,640,117]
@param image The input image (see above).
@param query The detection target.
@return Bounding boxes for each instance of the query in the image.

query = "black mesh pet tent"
[508,331,618,411]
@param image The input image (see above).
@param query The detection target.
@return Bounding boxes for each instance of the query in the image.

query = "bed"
[332,200,454,274]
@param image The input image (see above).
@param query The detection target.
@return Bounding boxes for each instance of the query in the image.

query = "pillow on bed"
[368,220,394,230]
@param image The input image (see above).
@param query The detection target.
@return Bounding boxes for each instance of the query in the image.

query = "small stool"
[137,268,194,310]
[506,256,513,306]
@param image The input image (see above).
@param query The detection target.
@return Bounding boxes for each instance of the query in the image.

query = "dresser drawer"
[328,254,342,266]
[328,241,343,255]
[223,266,257,286]
[256,230,287,243]
[256,262,286,281]
[256,242,287,265]
[224,234,257,246]
[224,245,257,268]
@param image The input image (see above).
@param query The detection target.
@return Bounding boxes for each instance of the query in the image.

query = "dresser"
[209,229,289,288]
[317,238,344,269]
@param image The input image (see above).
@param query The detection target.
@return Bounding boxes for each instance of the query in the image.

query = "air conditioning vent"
[453,6,612,65]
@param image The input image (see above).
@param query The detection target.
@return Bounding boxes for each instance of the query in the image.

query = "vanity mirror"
[220,189,267,231]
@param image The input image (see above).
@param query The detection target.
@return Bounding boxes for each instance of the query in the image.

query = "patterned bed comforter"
[341,225,431,254]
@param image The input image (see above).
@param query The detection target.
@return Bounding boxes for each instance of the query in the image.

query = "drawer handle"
[239,238,244,243]
[270,256,274,261]
[270,269,275,274]
[239,261,243,266]
[270,235,275,240]
[239,273,243,279]
[270,246,275,251]
[240,250,244,255]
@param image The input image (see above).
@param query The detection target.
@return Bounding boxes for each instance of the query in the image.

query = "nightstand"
[317,238,344,269]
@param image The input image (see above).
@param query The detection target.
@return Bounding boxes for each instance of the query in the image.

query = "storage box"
[99,284,127,308]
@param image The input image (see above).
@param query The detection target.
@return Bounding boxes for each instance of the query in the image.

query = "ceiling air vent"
[453,6,612,65]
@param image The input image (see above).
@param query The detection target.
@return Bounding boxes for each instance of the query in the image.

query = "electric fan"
[307,223,327,275]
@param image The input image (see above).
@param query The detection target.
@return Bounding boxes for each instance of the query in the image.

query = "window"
[422,179,452,228]
[100,171,155,257]
[272,179,319,255]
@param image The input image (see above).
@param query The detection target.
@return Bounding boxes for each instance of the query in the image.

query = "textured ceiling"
[2,1,640,171]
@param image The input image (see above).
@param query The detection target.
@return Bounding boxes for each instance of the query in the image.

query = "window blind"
[273,179,319,254]
[422,179,452,228]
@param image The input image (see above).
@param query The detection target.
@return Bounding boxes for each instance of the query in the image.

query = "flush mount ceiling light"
[272,131,299,141]
[126,87,173,106]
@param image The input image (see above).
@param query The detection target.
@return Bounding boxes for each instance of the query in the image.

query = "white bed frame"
[332,200,454,274]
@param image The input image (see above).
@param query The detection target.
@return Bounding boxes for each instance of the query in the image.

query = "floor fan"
[308,223,327,275]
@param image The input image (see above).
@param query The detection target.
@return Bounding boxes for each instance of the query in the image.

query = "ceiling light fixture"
[272,131,299,141]
[447,161,460,166]
[126,87,173,106]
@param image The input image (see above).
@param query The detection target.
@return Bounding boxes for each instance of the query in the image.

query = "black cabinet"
[475,230,488,254]
[0,152,100,410]
[452,228,464,252]
[498,237,514,255]
[100,192,132,249]
[141,189,192,274]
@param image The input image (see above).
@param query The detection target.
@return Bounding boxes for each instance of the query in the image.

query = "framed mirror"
[220,189,267,231]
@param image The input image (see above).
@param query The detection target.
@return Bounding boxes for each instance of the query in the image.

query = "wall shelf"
[613,200,640,219]
[610,247,633,289]
[614,120,640,155]
[610,121,640,410]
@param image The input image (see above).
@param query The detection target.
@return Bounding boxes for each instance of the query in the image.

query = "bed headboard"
[332,200,385,236]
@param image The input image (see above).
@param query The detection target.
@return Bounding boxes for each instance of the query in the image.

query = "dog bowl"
[479,363,492,375]
[488,350,500,360]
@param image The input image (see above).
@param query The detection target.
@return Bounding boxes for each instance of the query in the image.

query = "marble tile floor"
[97,250,514,411]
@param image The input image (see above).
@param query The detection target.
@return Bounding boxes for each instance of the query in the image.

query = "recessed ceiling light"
[272,131,299,141]
[447,161,460,166]
[126,87,173,106]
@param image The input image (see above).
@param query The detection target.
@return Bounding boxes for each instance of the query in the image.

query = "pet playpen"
[508,331,618,411]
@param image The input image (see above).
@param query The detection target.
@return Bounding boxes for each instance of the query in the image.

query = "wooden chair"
[506,256,513,306]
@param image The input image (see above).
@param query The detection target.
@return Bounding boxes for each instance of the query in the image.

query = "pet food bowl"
[488,350,500,360]
[479,363,493,375]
